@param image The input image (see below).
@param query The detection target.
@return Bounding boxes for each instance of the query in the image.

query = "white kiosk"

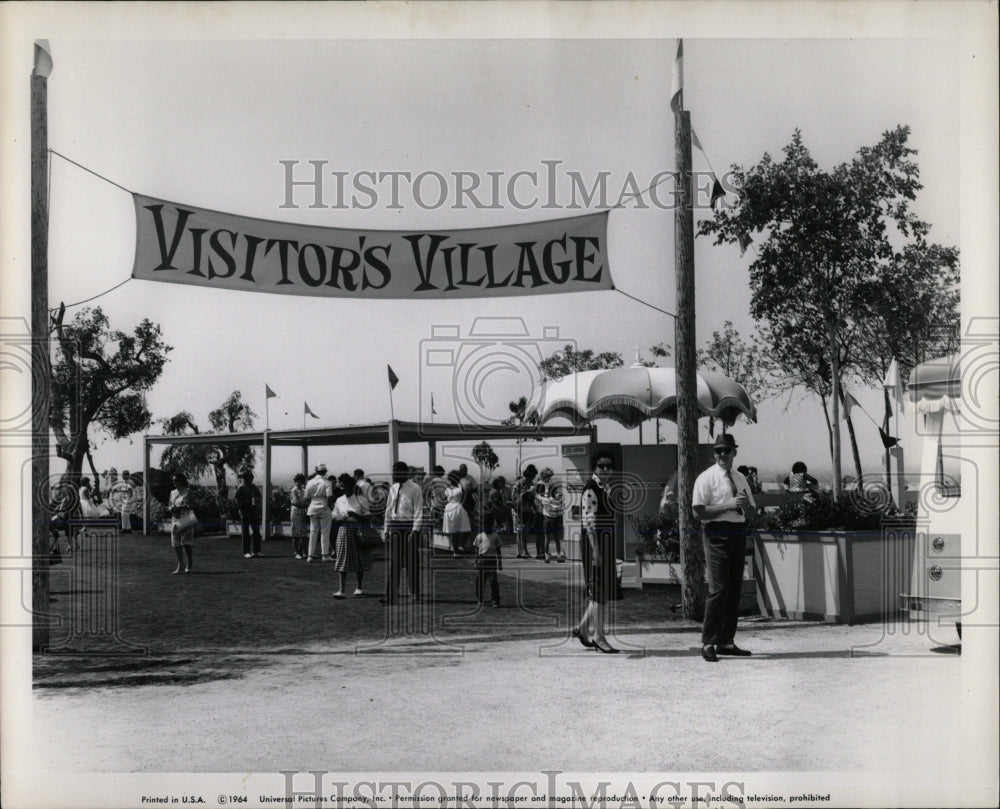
[898,353,965,637]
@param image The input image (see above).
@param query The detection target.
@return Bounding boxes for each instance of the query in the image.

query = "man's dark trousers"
[241,513,261,555]
[701,522,748,646]
[385,522,420,602]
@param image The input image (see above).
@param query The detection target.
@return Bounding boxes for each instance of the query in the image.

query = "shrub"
[756,489,891,533]
[269,487,291,523]
[632,502,680,562]
[148,498,170,524]
[188,485,223,524]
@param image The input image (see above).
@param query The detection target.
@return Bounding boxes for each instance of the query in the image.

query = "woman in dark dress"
[572,450,622,653]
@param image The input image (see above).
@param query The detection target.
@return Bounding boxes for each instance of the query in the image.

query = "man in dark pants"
[380,461,424,605]
[692,433,756,662]
[235,470,262,558]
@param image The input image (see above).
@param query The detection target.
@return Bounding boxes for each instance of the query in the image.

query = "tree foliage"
[158,411,210,481]
[159,391,258,508]
[538,344,623,382]
[695,320,775,423]
[471,441,500,483]
[50,306,171,480]
[699,126,959,494]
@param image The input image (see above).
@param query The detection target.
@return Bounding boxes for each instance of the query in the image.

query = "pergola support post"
[262,430,272,540]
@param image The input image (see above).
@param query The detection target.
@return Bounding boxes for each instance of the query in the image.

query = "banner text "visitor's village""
[131,196,614,300]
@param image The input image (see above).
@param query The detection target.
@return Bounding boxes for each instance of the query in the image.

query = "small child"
[474,517,503,608]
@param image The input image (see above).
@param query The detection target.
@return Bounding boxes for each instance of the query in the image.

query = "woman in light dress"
[442,469,472,557]
[168,472,196,574]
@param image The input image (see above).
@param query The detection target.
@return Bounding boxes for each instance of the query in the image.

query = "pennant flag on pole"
[266,384,278,399]
[842,391,858,421]
[878,427,900,449]
[33,40,53,78]
[710,178,726,212]
[882,358,905,415]
[387,365,399,390]
[304,402,319,419]
[670,39,683,113]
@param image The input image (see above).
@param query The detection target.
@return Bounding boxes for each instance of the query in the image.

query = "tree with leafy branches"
[50,306,171,485]
[471,441,500,486]
[160,391,257,511]
[695,320,775,430]
[207,391,258,508]
[699,125,958,498]
[158,411,211,480]
[502,396,542,479]
[538,344,623,381]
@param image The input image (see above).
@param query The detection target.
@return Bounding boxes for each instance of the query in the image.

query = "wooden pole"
[675,108,705,621]
[829,317,843,500]
[262,431,272,540]
[143,437,151,535]
[31,67,51,650]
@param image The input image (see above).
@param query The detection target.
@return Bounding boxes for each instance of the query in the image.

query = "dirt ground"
[22,530,982,803]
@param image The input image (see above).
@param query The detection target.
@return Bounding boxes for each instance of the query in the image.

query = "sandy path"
[29,622,963,775]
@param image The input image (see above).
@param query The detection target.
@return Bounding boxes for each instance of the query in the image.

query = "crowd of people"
[52,436,777,661]
[48,471,144,559]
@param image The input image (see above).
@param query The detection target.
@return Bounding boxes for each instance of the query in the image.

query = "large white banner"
[131,194,614,299]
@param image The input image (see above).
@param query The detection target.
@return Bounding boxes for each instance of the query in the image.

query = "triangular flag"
[882,358,905,415]
[710,178,726,211]
[265,384,278,399]
[878,427,900,449]
[387,365,399,390]
[431,393,437,415]
[304,402,319,419]
[737,231,753,255]
[669,39,683,113]
[842,391,858,421]
[33,40,53,78]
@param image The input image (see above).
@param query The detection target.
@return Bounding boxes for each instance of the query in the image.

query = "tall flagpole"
[32,41,53,650]
[672,38,706,621]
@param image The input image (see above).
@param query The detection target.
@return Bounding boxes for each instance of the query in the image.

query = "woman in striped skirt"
[331,473,373,599]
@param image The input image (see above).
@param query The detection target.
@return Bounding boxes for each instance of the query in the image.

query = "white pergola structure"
[142,419,593,536]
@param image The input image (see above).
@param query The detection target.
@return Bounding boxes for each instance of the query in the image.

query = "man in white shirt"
[692,433,757,662]
[381,461,424,605]
[305,464,334,561]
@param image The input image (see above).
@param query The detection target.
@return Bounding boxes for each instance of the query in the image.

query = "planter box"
[754,527,916,624]
[636,558,682,584]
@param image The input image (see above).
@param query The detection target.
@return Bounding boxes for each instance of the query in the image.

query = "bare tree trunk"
[843,414,863,482]
[827,317,843,500]
[85,444,102,500]
[213,461,229,513]
[819,393,833,461]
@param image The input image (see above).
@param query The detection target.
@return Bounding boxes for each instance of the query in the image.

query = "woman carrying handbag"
[169,473,197,574]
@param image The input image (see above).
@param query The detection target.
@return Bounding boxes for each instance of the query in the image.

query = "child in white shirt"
[473,517,503,608]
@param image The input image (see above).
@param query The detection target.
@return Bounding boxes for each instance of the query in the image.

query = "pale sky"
[5,19,983,485]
